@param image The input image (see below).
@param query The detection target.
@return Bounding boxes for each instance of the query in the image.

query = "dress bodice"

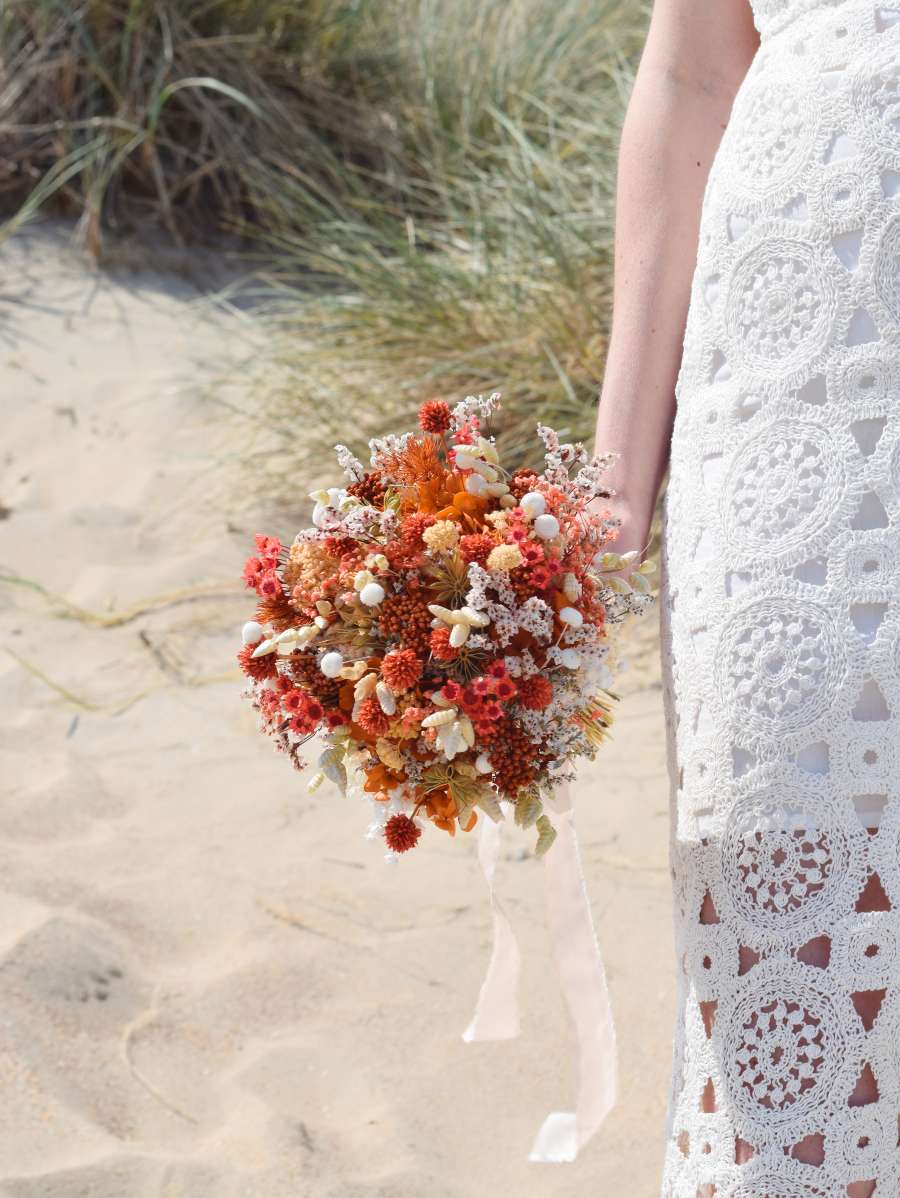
[750,0,858,36]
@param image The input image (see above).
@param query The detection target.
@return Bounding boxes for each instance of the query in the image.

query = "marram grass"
[239,0,648,494]
[2,0,649,495]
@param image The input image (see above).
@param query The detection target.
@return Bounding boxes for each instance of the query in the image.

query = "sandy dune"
[0,225,674,1197]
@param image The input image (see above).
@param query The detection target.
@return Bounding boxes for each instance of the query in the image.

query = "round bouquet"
[238,392,654,859]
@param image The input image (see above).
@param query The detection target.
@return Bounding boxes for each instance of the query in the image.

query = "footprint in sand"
[0,916,147,1024]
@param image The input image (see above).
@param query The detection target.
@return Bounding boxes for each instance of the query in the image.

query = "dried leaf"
[514,787,542,830]
[476,788,504,823]
[534,814,557,857]
[317,744,347,790]
[375,737,404,770]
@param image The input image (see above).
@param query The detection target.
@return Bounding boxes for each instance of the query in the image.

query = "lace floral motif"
[658,2,900,1194]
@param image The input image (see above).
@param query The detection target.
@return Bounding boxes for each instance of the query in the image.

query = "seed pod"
[422,708,457,728]
[354,672,378,702]
[376,681,397,715]
[449,622,470,648]
[460,606,490,627]
[427,604,455,624]
[469,458,498,482]
[593,551,622,571]
[629,571,652,594]
[340,660,368,681]
[562,572,581,602]
[250,638,277,658]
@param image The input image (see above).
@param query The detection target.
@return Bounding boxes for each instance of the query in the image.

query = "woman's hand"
[590,497,655,589]
[591,0,758,565]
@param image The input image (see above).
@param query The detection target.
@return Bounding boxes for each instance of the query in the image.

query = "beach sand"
[0,225,674,1197]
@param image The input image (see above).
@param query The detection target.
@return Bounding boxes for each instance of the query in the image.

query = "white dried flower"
[360,581,386,606]
[242,620,265,645]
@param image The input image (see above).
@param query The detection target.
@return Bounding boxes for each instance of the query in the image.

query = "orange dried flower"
[381,648,423,693]
[254,589,297,632]
[283,541,336,600]
[385,812,422,852]
[238,641,279,682]
[379,436,444,488]
[429,627,457,661]
[418,399,452,434]
[459,532,495,566]
[518,674,554,710]
[401,512,436,550]
[357,696,390,736]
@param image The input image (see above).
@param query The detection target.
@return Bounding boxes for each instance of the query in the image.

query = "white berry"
[320,651,344,678]
[534,513,560,539]
[520,491,546,517]
[242,620,265,644]
[359,582,386,607]
[559,606,583,628]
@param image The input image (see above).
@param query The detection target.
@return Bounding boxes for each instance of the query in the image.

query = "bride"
[596,0,900,1193]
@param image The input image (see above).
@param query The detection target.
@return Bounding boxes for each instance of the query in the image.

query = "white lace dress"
[658,1,900,1193]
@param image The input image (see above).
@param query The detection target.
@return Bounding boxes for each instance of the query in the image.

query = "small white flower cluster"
[368,430,413,471]
[334,443,365,482]
[502,649,541,679]
[517,596,554,640]
[450,391,501,434]
[465,564,556,648]
[535,424,624,510]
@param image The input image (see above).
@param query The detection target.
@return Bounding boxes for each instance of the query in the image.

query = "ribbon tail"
[529,785,617,1163]
[462,801,521,1042]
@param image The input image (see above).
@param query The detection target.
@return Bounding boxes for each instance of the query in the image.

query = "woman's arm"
[594,0,759,554]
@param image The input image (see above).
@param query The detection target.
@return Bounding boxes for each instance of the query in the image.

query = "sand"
[0,224,674,1197]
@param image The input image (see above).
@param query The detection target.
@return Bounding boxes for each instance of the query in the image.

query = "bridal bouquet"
[238,392,654,859]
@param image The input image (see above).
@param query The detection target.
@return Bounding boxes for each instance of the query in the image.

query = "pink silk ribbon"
[461,786,618,1163]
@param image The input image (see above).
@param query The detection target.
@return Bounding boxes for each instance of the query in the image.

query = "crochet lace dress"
[658,1,900,1193]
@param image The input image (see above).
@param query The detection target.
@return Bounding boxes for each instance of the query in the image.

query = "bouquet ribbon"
[461,784,617,1162]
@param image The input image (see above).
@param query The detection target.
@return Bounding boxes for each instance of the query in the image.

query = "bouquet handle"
[462,785,618,1163]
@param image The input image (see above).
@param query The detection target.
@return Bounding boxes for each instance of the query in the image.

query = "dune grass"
[3,0,648,491]
[241,0,647,492]
[0,0,394,250]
